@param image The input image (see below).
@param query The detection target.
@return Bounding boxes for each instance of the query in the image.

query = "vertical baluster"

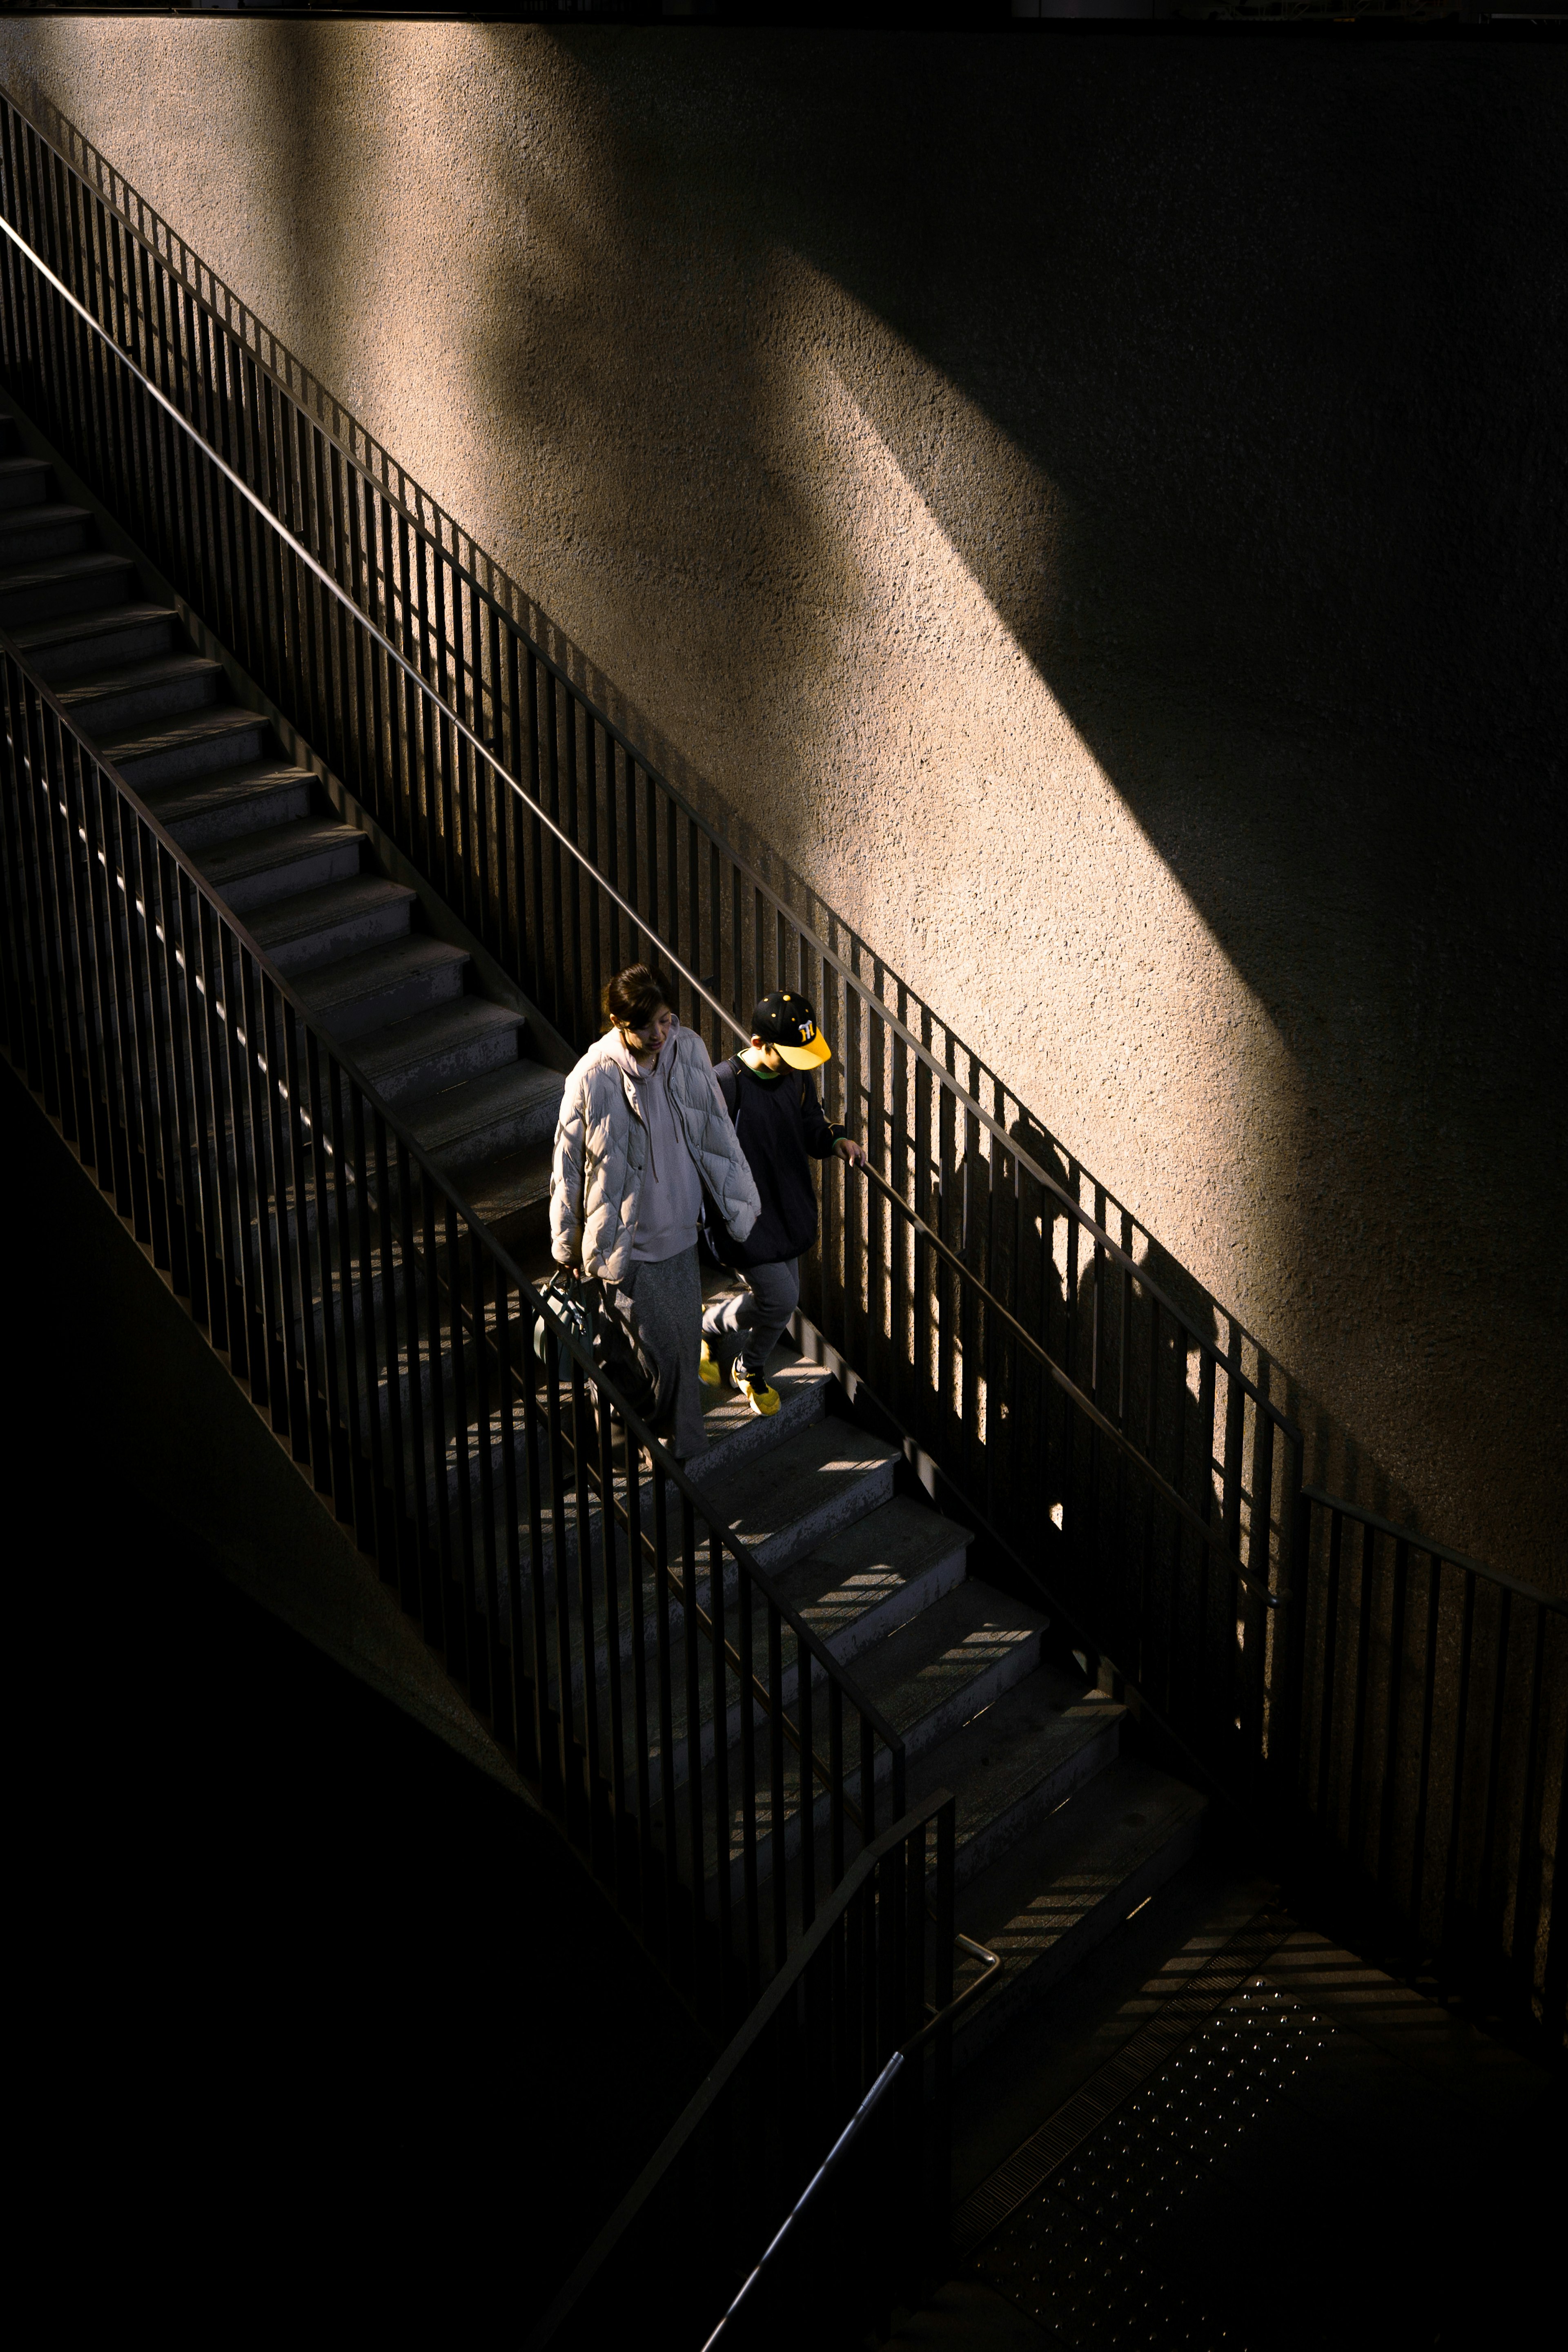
[626,1442,653,1935]
[1346,1520,1379,1879]
[568,1350,603,1866]
[275,977,323,1478]
[828,1676,845,1889]
[653,1467,681,1971]
[489,1248,523,1761]
[1478,1585,1514,1947]
[57,739,119,1207]
[396,1129,441,1650]
[598,1378,628,1906]
[682,1487,708,1993]
[543,671,566,1014]
[372,1111,413,1606]
[797,1621,816,1936]
[768,1599,788,1971]
[544,1317,576,1812]
[1376,1535,1410,1899]
[466,1218,501,1727]
[518,1283,555,1804]
[443,1195,478,1692]
[1509,1605,1548,2008]
[30,699,84,1142]
[736,1562,760,2002]
[1316,1506,1345,1831]
[1440,1568,1479,1975]
[710,1515,734,2019]
[341,1079,386,1567]
[99,786,156,1248]
[1407,1552,1443,1942]
[169,865,221,1345]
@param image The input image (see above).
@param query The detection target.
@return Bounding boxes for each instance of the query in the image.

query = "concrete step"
[0,455,51,509]
[141,758,316,852]
[675,1576,1047,1897]
[0,549,135,627]
[640,1491,970,1786]
[352,996,526,1107]
[909,1660,1125,1890]
[290,934,471,1043]
[403,1055,562,1173]
[950,1755,1207,2068]
[849,1580,1049,1762]
[688,1415,902,1574]
[57,650,225,738]
[100,703,270,794]
[244,874,417,975]
[0,499,91,566]
[191,815,363,913]
[11,600,181,682]
[430,1361,835,1661]
[461,1137,555,1233]
[772,1496,973,1665]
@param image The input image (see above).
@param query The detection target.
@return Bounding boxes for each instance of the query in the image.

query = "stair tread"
[0,548,131,593]
[97,702,265,762]
[0,498,90,530]
[849,1580,1047,1739]
[403,1057,561,1151]
[909,1662,1124,1862]
[461,1138,556,1228]
[952,1756,1207,2014]
[693,1357,832,1460]
[291,935,470,1015]
[769,1495,974,1656]
[10,599,177,655]
[0,457,47,482]
[192,814,359,888]
[56,651,222,710]
[353,995,523,1083]
[245,873,416,950]
[692,1416,901,1554]
[141,756,315,832]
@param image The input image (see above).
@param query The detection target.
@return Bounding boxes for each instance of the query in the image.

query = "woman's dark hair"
[602,963,676,1034]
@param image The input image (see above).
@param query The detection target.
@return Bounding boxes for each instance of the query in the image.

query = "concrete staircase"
[0,403,1206,2066]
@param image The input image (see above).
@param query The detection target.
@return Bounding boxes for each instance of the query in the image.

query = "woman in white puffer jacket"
[550,964,760,1460]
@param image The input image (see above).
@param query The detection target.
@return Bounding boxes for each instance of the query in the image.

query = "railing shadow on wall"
[0,81,1558,2051]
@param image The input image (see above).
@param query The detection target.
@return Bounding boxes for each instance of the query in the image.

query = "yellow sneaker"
[699,1339,722,1389]
[739,1375,780,1418]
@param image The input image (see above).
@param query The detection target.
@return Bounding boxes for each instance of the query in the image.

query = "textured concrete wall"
[2,22,1563,1585]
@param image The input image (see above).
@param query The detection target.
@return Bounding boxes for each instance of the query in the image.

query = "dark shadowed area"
[7,1072,708,2330]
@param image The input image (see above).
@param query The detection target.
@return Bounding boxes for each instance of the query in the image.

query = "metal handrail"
[523,1792,961,2352]
[698,1936,1000,2348]
[1301,1488,1567,1613]
[0,610,907,1793]
[0,91,1290,1414]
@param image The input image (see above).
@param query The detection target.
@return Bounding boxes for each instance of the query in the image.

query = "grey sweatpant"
[703,1258,800,1382]
[606,1244,706,1460]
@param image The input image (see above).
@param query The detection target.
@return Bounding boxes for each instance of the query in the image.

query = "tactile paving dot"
[976,1984,1332,2349]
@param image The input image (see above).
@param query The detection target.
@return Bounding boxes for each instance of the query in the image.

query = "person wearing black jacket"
[701,991,866,1416]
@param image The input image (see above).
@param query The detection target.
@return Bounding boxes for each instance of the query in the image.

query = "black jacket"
[709,1058,844,1268]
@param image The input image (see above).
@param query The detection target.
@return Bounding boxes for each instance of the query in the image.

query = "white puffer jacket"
[550,1023,761,1282]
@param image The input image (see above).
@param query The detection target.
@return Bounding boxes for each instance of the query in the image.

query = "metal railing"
[0,85,1305,1813]
[1296,1491,1564,2035]
[527,1796,967,2351]
[0,80,1557,2058]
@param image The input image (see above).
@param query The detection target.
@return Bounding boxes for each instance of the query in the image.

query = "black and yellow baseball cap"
[753,990,831,1069]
